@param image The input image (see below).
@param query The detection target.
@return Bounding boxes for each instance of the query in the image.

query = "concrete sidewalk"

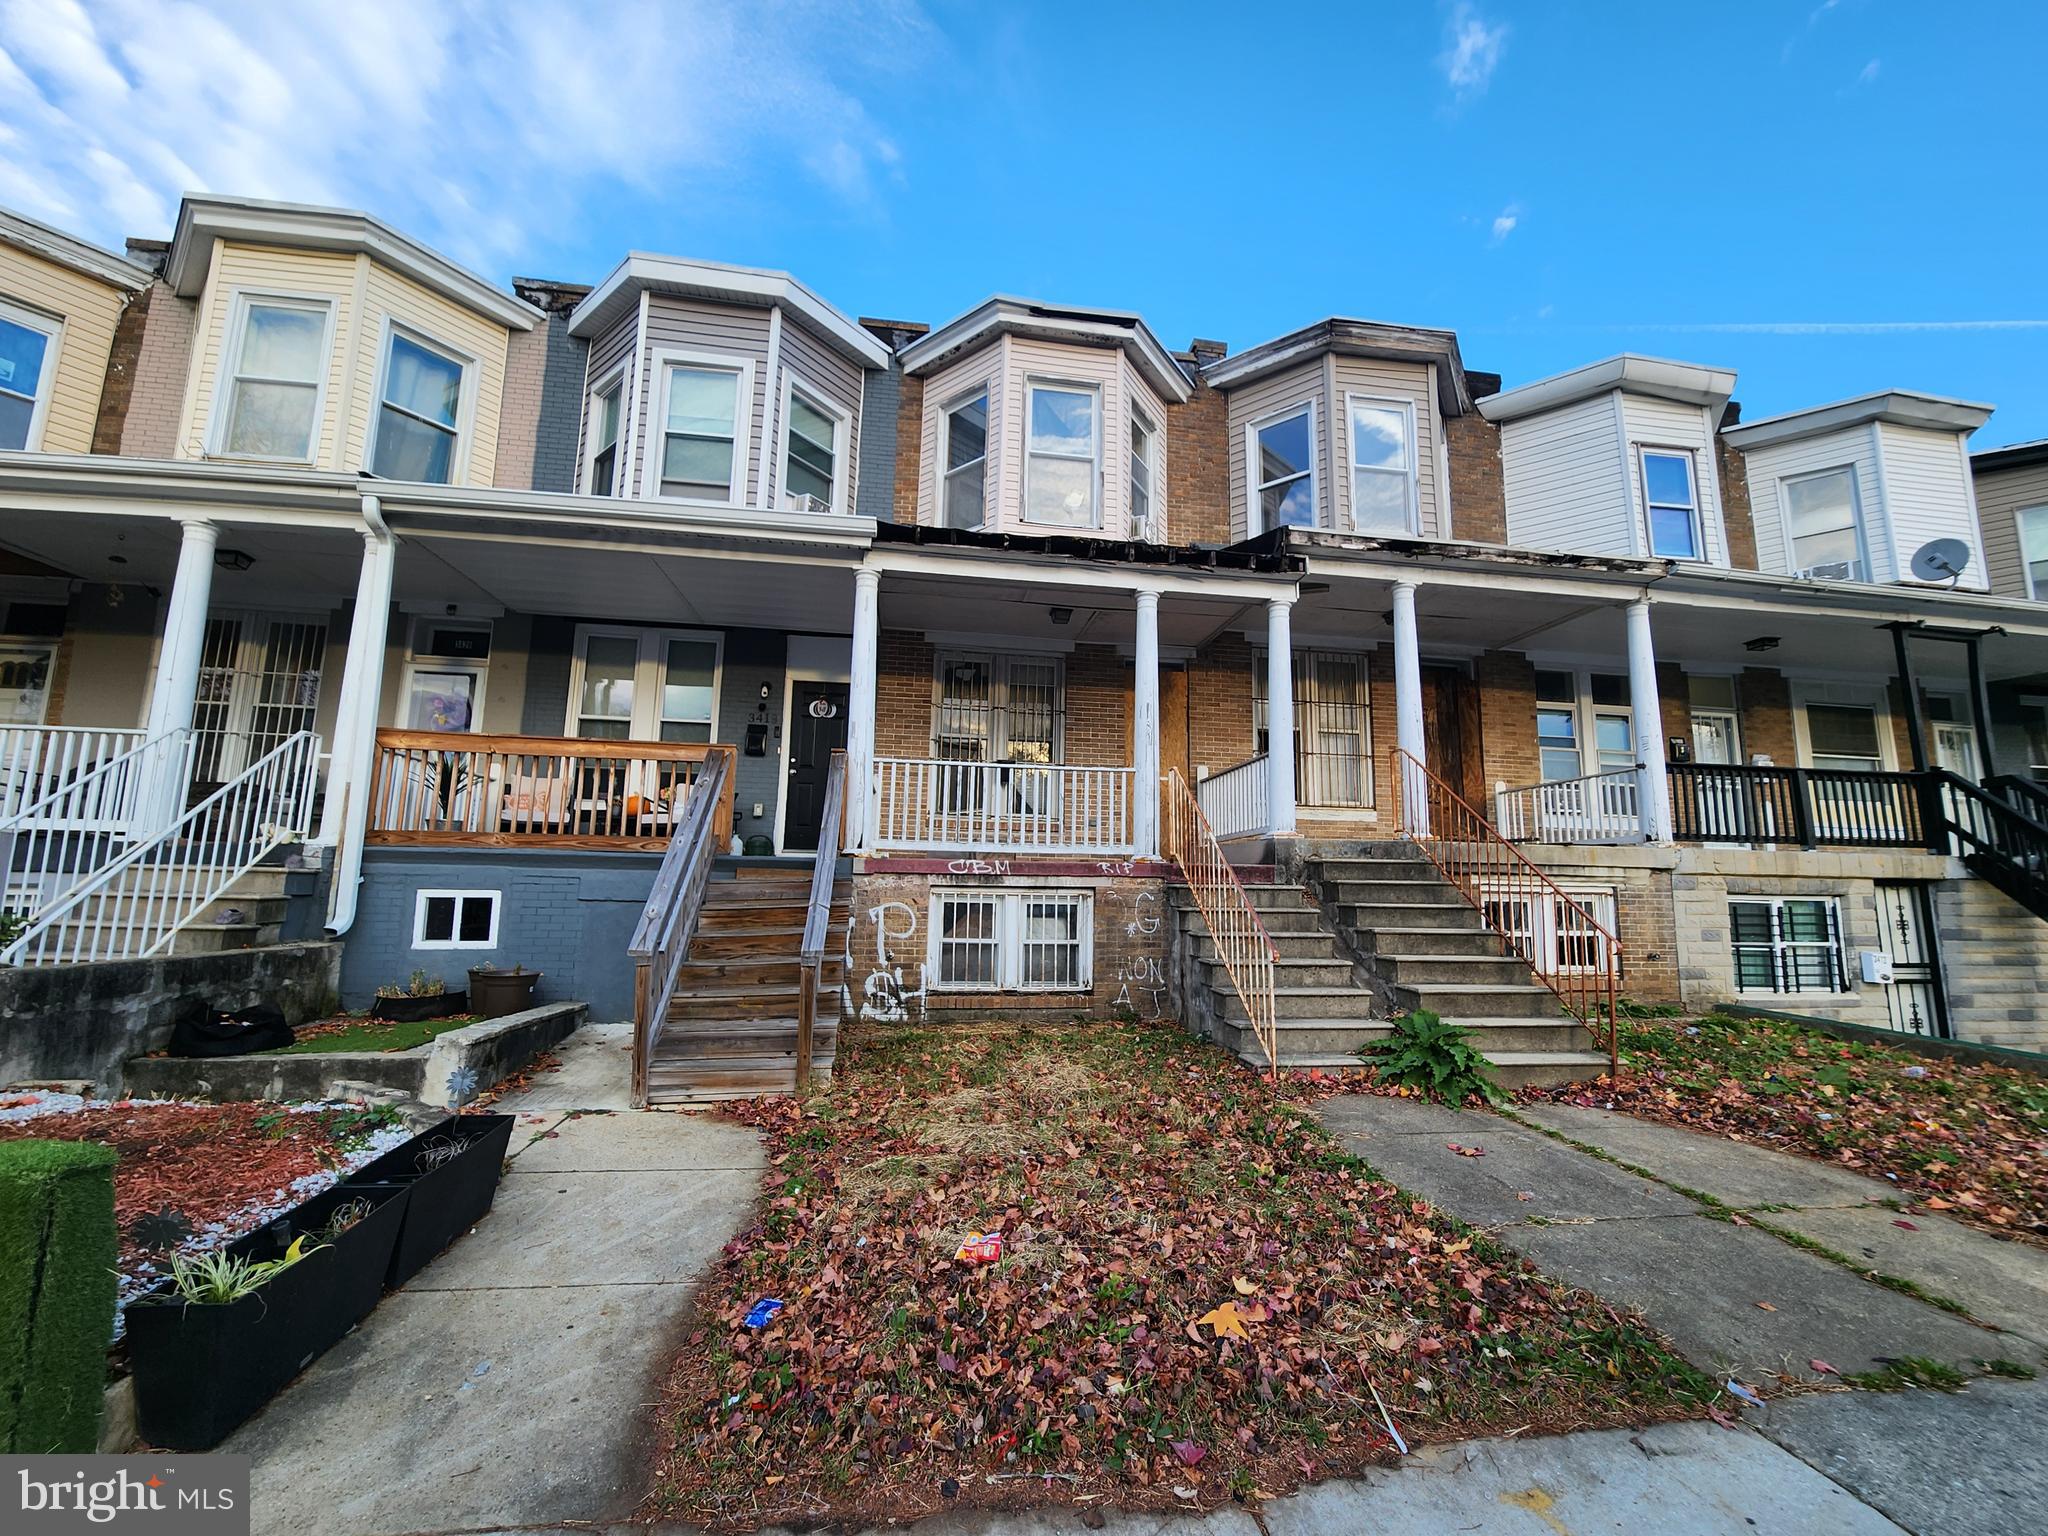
[222,1022,766,1536]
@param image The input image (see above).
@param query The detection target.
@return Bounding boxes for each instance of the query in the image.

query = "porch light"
[1049,606,1073,625]
[214,549,256,572]
[1744,635,1781,652]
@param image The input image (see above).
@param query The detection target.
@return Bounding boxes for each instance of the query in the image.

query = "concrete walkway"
[222,1022,766,1536]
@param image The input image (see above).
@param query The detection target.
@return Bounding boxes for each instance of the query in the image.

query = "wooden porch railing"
[1163,768,1278,1078]
[1397,749,1621,1078]
[627,750,732,1108]
[367,730,735,851]
[1195,754,1271,841]
[796,750,847,1090]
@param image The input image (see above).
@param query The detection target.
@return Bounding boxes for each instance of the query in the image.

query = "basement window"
[414,889,500,950]
[1730,897,1846,994]
[929,890,1092,992]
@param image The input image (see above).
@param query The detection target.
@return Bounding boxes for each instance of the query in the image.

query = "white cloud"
[1858,57,1881,85]
[1489,204,1519,244]
[1439,4,1507,97]
[0,0,930,271]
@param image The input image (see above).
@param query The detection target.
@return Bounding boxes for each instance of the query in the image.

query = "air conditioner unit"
[783,492,832,515]
[1798,559,1864,583]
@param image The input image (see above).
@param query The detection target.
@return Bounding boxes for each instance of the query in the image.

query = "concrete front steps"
[645,866,847,1105]
[28,863,291,962]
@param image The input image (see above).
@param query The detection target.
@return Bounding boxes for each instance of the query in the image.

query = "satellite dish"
[1910,538,1972,587]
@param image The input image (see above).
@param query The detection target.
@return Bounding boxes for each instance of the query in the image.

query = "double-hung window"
[2019,506,2048,600]
[1130,412,1159,541]
[654,359,747,501]
[0,298,60,451]
[585,377,622,495]
[1254,648,1372,807]
[1024,382,1099,528]
[782,383,845,512]
[930,889,1092,991]
[1640,449,1700,559]
[1730,897,1847,994]
[1535,671,1581,781]
[1348,398,1416,533]
[1484,885,1616,977]
[1805,703,1882,771]
[570,626,721,742]
[942,390,989,528]
[1785,467,1864,579]
[372,330,466,483]
[218,296,329,461]
[1251,406,1315,530]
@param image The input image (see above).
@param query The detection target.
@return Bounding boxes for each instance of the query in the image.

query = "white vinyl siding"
[1330,355,1440,537]
[1875,422,1987,591]
[1976,459,2048,599]
[1225,355,1326,540]
[1744,425,1887,581]
[917,343,1002,529]
[1499,393,1632,554]
[768,315,864,513]
[0,242,127,455]
[1621,394,1728,565]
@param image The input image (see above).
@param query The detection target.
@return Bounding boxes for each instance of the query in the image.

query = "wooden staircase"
[643,866,849,1105]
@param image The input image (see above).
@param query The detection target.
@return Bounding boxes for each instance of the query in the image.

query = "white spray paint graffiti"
[1102,885,1161,938]
[1112,954,1168,1018]
[856,900,928,1022]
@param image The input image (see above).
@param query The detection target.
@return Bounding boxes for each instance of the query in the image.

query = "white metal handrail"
[1196,754,1271,841]
[1494,767,1645,845]
[2,731,320,966]
[1164,768,1278,1078]
[870,757,1135,854]
[0,726,151,823]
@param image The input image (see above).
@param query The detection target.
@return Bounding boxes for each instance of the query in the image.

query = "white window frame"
[400,617,493,733]
[208,289,337,466]
[930,651,1067,763]
[1533,668,1633,780]
[938,384,992,529]
[1129,408,1161,542]
[641,347,756,505]
[2017,505,2048,600]
[565,623,725,742]
[1246,400,1319,535]
[1636,445,1703,561]
[1780,463,1869,581]
[581,365,626,496]
[366,318,477,486]
[1252,645,1375,808]
[412,888,501,950]
[1344,392,1418,535]
[1729,895,1848,996]
[0,295,63,453]
[1021,378,1103,530]
[776,372,853,515]
[1483,883,1617,977]
[1790,683,1896,772]
[927,888,1094,992]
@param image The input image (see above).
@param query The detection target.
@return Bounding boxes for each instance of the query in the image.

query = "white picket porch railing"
[0,731,198,922]
[869,757,1135,854]
[1195,754,1271,841]
[0,726,153,827]
[1494,767,1645,845]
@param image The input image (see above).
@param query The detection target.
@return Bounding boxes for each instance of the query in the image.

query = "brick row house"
[2,195,2045,1100]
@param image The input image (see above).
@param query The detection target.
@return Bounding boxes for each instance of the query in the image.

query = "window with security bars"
[929,890,1092,992]
[1482,887,1616,976]
[932,654,1064,816]
[1253,648,1372,807]
[1730,898,1846,993]
[190,614,328,783]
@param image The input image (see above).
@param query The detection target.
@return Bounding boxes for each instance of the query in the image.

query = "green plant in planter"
[1358,1010,1504,1105]
[155,1236,324,1306]
[375,969,446,1001]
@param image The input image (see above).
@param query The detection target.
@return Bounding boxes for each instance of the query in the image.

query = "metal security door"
[1873,881,1947,1038]
[191,614,327,786]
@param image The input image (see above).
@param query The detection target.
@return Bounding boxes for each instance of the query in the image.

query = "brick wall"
[876,629,937,756]
[1165,357,1231,545]
[1444,411,1507,544]
[1737,668,1797,766]
[1717,434,1759,570]
[1657,661,1690,751]
[893,372,926,526]
[1933,876,2048,1051]
[857,362,902,521]
[493,321,546,490]
[1185,630,1256,777]
[118,282,196,458]
[1476,650,1539,789]
[90,285,153,454]
[1064,645,1132,767]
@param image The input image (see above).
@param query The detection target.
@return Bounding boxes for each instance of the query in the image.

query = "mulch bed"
[647,1019,1716,1530]
[1523,1012,2048,1244]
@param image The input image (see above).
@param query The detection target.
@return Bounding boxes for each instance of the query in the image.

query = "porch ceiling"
[875,570,1255,650]
[0,507,365,600]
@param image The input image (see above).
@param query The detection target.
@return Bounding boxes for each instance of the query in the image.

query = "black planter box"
[350,1114,516,1287]
[125,1180,408,1451]
[370,990,468,1022]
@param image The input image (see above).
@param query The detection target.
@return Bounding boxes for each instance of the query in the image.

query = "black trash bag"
[169,1002,295,1057]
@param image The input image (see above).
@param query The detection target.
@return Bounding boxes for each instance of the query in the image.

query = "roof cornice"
[566,253,889,369]
[897,296,1192,403]
[0,205,153,291]
[1723,389,1995,450]
[165,196,540,331]
[1478,354,1736,424]
[1972,437,2048,474]
[1203,318,1472,416]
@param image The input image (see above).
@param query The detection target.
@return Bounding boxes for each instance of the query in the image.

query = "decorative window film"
[929,889,1092,991]
[1730,898,1846,993]
[372,331,465,483]
[220,297,328,461]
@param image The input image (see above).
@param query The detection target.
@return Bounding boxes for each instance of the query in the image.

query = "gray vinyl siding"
[573,309,640,492]
[1224,356,1326,541]
[637,296,773,502]
[1499,394,1631,555]
[1875,423,1987,590]
[532,313,589,493]
[1621,394,1728,565]
[716,627,788,846]
[1329,354,1441,539]
[856,360,902,522]
[1976,460,2048,599]
[1743,425,1885,580]
[770,314,866,513]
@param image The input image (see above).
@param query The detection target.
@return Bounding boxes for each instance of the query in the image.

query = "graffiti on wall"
[849,900,929,1022]
[1101,884,1161,938]
[1112,954,1168,1018]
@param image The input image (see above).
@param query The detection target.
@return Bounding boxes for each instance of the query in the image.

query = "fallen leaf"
[1892,1219,1920,1232]
[1809,1359,1840,1376]
[1754,1301,1777,1312]
[1196,1302,1252,1340]
[1170,1439,1205,1466]
[1232,1276,1257,1295]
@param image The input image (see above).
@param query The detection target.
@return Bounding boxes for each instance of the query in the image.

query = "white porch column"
[844,567,881,853]
[1626,598,1673,844]
[1265,595,1297,837]
[1391,580,1426,831]
[142,519,219,742]
[323,513,397,933]
[1132,588,1160,858]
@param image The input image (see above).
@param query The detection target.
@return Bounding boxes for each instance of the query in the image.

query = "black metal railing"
[1668,763,1924,849]
[1928,770,2048,922]
[1987,773,2048,825]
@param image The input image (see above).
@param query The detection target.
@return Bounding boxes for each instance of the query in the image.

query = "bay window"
[585,377,622,495]
[942,390,988,529]
[1785,467,1864,579]
[217,295,330,461]
[2019,506,2048,599]
[782,383,844,511]
[371,329,467,484]
[1024,382,1099,527]
[0,298,60,451]
[1639,448,1700,559]
[1251,405,1315,531]
[1348,397,1416,533]
[653,357,748,502]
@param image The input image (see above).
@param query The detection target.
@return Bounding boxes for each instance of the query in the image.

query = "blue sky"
[5,1,2043,443]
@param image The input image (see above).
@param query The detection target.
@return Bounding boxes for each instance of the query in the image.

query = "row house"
[1,194,2043,1104]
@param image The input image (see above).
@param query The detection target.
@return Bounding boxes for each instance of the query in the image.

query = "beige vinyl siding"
[1330,355,1439,538]
[999,336,1123,536]
[1499,394,1631,554]
[1976,460,2048,599]
[1621,394,1727,565]
[352,261,511,485]
[637,296,772,503]
[1225,356,1326,541]
[769,313,865,513]
[0,244,129,453]
[574,307,641,490]
[1122,355,1170,542]
[915,341,1004,528]
[1875,423,1986,591]
[1743,425,1885,580]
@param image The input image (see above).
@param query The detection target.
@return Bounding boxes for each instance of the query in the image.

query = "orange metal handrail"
[1395,748,1621,1078]
[1162,768,1279,1078]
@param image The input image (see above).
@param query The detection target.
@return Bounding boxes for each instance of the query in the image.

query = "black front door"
[784,681,851,851]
